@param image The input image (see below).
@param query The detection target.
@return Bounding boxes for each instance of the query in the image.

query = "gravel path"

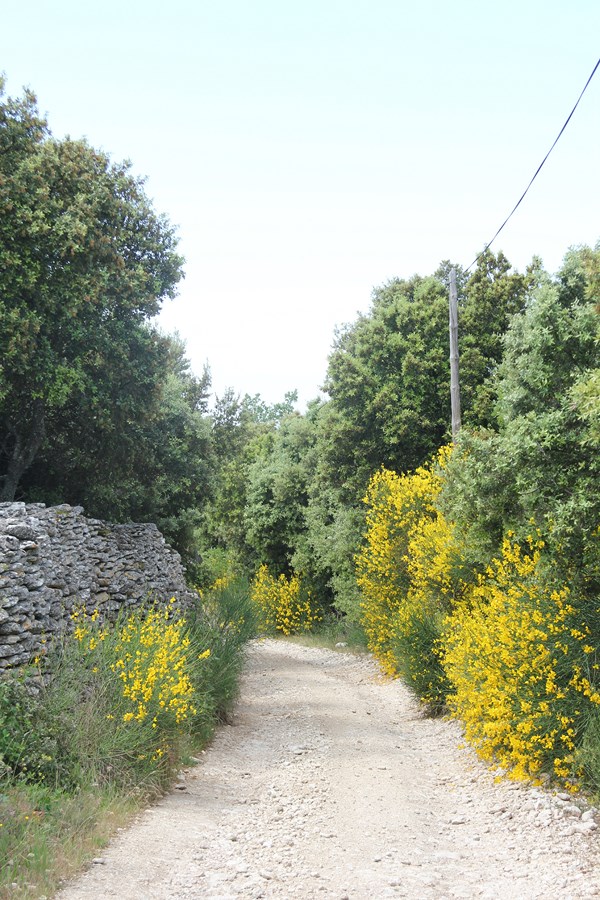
[57,639,600,899]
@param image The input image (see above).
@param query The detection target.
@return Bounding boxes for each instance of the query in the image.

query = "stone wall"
[0,502,198,670]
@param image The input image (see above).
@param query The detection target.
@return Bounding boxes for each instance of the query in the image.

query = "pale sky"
[2,1,599,407]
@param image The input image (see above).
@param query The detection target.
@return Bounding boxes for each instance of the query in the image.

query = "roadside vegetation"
[354,248,600,790]
[241,243,600,794]
[0,580,256,898]
[1,78,600,891]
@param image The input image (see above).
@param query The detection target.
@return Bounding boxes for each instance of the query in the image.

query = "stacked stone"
[0,502,199,670]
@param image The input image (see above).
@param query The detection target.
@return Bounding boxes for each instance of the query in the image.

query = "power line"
[465,56,600,274]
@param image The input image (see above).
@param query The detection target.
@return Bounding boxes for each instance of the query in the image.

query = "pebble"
[53,639,600,900]
[571,821,598,834]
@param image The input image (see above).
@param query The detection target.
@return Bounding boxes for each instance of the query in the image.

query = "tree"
[240,390,298,425]
[198,389,299,576]
[244,412,315,575]
[296,252,535,616]
[323,273,451,498]
[441,246,600,586]
[0,81,183,500]
[22,333,214,563]
[458,249,537,426]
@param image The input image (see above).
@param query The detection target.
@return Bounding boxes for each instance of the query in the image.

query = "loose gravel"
[56,638,600,899]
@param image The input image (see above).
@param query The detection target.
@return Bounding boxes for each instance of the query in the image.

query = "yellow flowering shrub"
[73,602,205,729]
[443,533,600,782]
[250,565,320,635]
[210,574,233,593]
[356,461,438,674]
[111,606,198,727]
[355,441,600,784]
[356,446,464,707]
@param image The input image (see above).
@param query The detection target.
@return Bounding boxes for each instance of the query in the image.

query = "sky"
[2,1,599,408]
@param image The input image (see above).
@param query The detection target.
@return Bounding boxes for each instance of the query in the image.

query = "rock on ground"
[56,639,600,899]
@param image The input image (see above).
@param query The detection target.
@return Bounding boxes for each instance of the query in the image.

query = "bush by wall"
[0,502,197,670]
[0,577,255,895]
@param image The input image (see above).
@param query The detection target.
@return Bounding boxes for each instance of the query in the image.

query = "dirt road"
[57,639,600,899]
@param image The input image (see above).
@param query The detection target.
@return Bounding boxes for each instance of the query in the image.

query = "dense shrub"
[356,443,600,785]
[0,581,255,894]
[443,533,600,783]
[355,447,465,708]
[250,565,321,635]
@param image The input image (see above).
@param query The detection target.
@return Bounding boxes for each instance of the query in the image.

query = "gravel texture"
[56,638,600,899]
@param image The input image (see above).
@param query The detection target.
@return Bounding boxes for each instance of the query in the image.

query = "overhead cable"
[465,56,600,273]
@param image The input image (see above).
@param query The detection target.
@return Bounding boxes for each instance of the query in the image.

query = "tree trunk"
[0,398,46,501]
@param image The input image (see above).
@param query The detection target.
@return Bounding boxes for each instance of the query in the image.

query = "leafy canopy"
[0,79,184,501]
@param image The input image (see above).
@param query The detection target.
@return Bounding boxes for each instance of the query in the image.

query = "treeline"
[241,240,599,786]
[3,81,600,787]
[241,245,599,621]
[0,80,294,571]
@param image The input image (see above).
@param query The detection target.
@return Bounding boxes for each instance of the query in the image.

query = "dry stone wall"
[0,502,198,670]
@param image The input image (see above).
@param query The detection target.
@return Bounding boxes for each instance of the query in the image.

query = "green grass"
[280,613,369,653]
[0,783,137,899]
[576,712,600,799]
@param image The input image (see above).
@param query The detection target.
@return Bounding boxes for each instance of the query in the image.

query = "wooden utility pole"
[449,267,461,441]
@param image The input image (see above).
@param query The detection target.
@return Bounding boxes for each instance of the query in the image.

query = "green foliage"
[233,252,535,623]
[283,251,533,619]
[0,77,213,562]
[297,476,365,621]
[240,390,298,425]
[319,251,532,501]
[429,246,600,786]
[571,367,600,447]
[244,412,315,575]
[0,81,184,504]
[578,713,600,794]
[458,250,537,426]
[323,274,451,496]
[23,337,214,565]
[0,674,54,784]
[0,583,254,893]
[193,545,236,588]
[441,246,600,590]
[0,780,133,898]
[186,577,257,720]
[309,612,370,650]
[199,389,297,574]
